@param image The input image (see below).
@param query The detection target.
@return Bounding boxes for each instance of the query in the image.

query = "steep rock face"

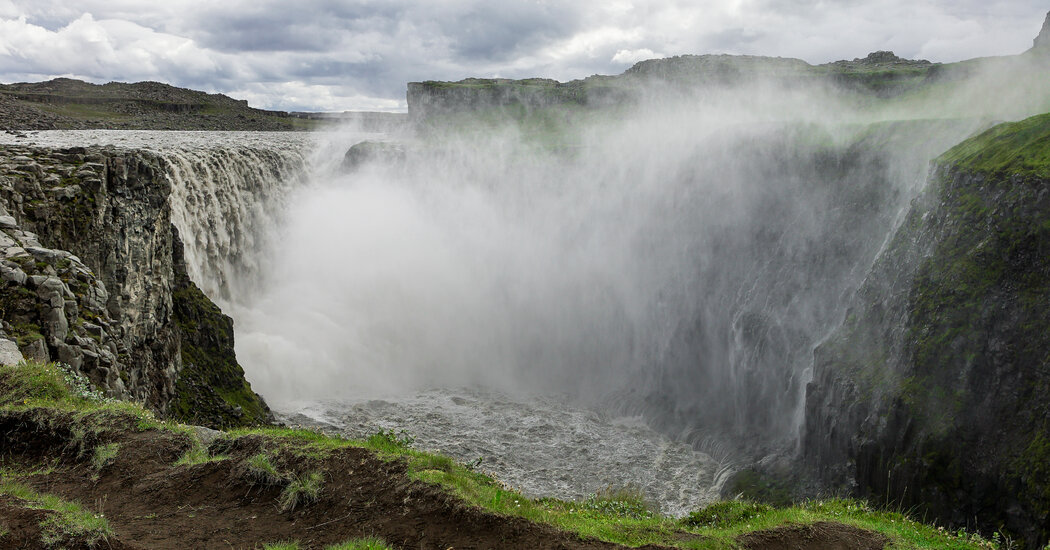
[1033,11,1050,52]
[803,113,1050,546]
[0,145,272,427]
[170,227,271,428]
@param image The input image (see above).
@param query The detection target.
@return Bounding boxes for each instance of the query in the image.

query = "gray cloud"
[0,0,1046,111]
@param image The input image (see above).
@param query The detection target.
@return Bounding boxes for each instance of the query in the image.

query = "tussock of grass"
[584,485,657,520]
[262,542,300,550]
[226,426,355,460]
[684,500,772,529]
[279,472,323,511]
[175,446,229,466]
[246,453,285,486]
[365,428,415,453]
[0,362,193,440]
[0,476,112,547]
[90,443,119,471]
[325,537,394,550]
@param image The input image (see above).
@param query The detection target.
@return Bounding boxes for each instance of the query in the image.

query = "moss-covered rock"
[0,145,274,430]
[804,112,1050,547]
[170,228,271,429]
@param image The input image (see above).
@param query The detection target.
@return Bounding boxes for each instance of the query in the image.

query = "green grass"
[325,537,395,550]
[360,430,998,549]
[33,102,132,123]
[0,476,112,547]
[0,361,1004,548]
[246,453,285,486]
[262,542,300,550]
[174,446,229,466]
[89,442,119,471]
[939,112,1050,178]
[279,471,323,511]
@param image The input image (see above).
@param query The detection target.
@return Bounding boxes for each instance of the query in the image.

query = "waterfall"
[110,116,983,459]
[223,111,981,459]
[164,146,309,305]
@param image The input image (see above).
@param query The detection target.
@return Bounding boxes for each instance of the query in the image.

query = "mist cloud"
[0,0,1045,111]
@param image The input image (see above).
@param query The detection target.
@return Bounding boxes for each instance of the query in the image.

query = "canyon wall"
[803,113,1050,546]
[0,143,304,428]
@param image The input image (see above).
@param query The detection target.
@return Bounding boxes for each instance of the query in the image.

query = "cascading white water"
[165,146,308,303]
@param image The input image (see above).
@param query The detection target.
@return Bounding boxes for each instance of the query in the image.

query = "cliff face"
[803,113,1050,546]
[1033,11,1050,52]
[0,144,284,428]
[0,78,319,131]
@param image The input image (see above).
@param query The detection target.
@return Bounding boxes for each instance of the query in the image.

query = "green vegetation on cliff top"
[0,362,1005,549]
[938,112,1050,178]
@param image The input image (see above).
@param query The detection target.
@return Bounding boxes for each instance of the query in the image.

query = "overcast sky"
[0,1,1046,112]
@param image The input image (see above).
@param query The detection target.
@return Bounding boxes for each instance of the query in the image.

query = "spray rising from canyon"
[155,52,1049,458]
[211,90,927,451]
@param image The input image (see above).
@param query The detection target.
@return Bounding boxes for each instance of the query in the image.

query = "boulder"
[341,140,406,172]
[0,338,23,366]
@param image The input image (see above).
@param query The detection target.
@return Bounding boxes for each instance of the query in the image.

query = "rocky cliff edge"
[0,145,270,428]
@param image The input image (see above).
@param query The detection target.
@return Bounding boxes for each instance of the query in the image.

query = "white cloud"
[0,13,222,81]
[612,48,663,65]
[0,1,1046,111]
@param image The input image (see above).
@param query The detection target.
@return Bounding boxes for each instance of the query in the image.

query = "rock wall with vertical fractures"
[803,113,1050,547]
[0,143,304,428]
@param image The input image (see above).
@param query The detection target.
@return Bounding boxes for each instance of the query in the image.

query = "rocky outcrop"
[341,140,406,172]
[0,207,126,392]
[0,78,316,131]
[406,78,617,126]
[0,144,275,427]
[1033,11,1050,52]
[406,54,939,125]
[803,113,1050,547]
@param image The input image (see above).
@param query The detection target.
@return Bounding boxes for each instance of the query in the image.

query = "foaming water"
[0,129,316,150]
[278,388,727,516]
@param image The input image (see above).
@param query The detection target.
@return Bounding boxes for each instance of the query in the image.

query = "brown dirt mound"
[0,495,135,549]
[0,409,655,549]
[737,521,888,550]
[1,408,890,550]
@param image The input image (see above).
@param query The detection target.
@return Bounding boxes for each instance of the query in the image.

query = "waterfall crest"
[165,146,308,305]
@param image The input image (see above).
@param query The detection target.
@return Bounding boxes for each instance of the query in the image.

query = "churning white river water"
[274,389,726,516]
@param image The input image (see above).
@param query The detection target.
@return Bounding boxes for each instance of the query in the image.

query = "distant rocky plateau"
[0,78,407,132]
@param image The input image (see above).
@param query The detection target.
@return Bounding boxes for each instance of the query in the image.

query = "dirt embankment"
[0,404,894,550]
[0,408,641,549]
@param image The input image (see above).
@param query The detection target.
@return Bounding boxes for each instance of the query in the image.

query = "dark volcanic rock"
[342,140,406,171]
[0,145,271,427]
[803,113,1050,547]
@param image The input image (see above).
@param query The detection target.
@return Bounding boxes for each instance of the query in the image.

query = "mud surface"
[737,521,889,550]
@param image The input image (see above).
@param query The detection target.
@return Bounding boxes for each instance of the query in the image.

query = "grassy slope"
[0,362,1003,549]
[939,112,1050,178]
